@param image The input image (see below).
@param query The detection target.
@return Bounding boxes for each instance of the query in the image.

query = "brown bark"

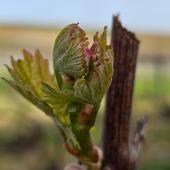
[102,16,139,170]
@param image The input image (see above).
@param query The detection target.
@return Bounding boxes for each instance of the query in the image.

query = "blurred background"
[0,0,170,170]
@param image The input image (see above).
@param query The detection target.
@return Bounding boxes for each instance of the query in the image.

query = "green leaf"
[74,27,114,106]
[3,24,114,164]
[53,23,88,86]
[3,49,58,114]
[53,25,113,107]
[2,78,53,116]
[42,83,75,126]
[2,49,80,148]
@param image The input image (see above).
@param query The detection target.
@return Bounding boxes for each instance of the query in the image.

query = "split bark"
[102,16,141,170]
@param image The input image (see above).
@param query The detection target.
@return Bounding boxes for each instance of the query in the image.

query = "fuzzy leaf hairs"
[3,23,114,169]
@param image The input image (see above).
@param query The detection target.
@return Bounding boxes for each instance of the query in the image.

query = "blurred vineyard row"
[0,27,170,170]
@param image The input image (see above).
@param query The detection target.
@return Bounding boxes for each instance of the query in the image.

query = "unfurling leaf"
[3,49,79,150]
[3,23,114,165]
[53,24,113,107]
[3,49,57,112]
[53,23,88,89]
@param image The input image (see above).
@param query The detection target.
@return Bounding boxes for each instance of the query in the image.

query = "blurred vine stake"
[102,16,146,170]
